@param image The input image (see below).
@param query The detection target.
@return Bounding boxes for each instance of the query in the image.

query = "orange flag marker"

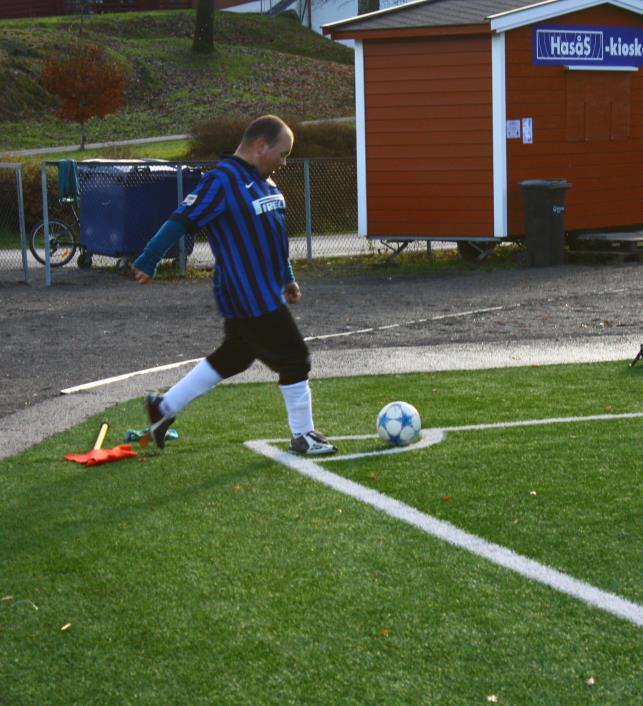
[65,422,137,467]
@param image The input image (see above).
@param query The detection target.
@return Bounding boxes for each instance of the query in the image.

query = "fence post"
[176,164,186,274]
[41,161,51,287]
[303,159,312,264]
[16,165,28,283]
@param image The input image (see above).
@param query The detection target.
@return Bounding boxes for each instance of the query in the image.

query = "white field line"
[245,412,643,627]
[60,358,204,394]
[59,305,514,394]
[302,305,516,342]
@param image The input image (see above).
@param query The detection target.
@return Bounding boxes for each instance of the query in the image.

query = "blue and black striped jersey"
[171,156,289,319]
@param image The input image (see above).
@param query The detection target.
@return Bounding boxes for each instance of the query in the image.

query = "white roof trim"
[490,0,643,33]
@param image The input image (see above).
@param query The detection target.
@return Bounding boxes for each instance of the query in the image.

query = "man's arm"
[132,219,187,283]
[283,259,301,304]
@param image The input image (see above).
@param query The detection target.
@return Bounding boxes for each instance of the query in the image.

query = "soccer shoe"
[145,395,176,450]
[288,430,337,456]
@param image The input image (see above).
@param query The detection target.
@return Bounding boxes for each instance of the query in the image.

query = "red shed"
[325,0,643,250]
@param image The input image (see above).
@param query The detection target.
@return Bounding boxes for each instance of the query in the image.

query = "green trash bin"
[519,179,572,266]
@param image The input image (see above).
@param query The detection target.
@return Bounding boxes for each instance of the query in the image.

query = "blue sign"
[534,25,643,67]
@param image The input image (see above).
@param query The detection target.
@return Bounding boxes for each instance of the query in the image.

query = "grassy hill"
[0,9,354,151]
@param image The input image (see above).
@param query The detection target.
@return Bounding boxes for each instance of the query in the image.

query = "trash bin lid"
[519,179,572,189]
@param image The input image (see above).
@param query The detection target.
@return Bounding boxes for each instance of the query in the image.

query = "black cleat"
[288,430,337,456]
[145,395,176,450]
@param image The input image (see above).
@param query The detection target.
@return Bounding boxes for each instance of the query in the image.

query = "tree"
[358,0,380,13]
[193,0,214,54]
[41,43,127,150]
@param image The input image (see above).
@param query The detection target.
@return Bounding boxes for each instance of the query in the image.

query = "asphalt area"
[1,260,641,457]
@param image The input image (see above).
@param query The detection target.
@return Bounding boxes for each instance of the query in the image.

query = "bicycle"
[29,202,92,268]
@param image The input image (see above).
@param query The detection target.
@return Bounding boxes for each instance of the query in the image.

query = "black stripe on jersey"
[220,162,282,315]
[219,165,287,300]
[185,161,268,317]
[213,217,259,317]
[214,261,246,319]
[215,164,271,316]
[176,172,225,227]
[220,160,287,313]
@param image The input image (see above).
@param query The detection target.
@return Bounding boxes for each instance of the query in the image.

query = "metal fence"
[34,157,387,286]
[0,163,28,284]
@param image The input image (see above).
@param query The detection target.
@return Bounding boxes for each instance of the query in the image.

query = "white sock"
[279,379,313,437]
[160,359,222,417]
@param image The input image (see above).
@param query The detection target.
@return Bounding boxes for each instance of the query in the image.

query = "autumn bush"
[186,116,358,235]
[290,120,356,158]
[188,115,356,159]
[41,42,128,149]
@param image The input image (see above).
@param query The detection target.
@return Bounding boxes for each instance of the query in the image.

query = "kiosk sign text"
[534,25,643,67]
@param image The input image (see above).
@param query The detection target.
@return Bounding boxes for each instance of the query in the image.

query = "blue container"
[79,163,201,258]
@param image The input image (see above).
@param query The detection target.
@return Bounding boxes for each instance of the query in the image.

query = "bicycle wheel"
[29,219,78,267]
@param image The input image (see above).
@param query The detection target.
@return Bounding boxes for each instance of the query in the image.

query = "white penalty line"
[303,305,517,342]
[245,412,643,628]
[60,305,515,395]
[60,358,204,395]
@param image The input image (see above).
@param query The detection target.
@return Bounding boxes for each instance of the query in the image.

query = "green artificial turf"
[1,362,641,705]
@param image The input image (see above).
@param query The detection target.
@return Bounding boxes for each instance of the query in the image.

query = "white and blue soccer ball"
[376,401,421,446]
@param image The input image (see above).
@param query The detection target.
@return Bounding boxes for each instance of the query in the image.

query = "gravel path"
[3,261,641,415]
[1,260,641,457]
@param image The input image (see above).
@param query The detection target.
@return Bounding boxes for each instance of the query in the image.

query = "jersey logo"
[245,181,254,189]
[252,194,285,216]
[182,193,198,206]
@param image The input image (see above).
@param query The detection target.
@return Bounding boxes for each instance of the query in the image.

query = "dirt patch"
[2,262,641,419]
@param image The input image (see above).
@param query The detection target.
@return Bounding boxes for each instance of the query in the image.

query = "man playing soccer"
[132,114,337,456]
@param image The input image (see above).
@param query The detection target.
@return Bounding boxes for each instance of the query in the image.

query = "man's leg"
[147,319,254,449]
[233,306,336,455]
[279,379,313,436]
[160,360,222,417]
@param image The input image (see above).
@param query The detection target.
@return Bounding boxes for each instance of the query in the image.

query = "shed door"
[506,10,643,235]
[566,71,631,142]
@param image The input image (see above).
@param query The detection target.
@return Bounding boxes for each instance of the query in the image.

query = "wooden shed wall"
[0,1,66,18]
[0,1,191,19]
[364,35,495,237]
[505,5,643,235]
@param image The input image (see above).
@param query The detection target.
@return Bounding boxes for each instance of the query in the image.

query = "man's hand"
[284,281,301,305]
[132,267,151,285]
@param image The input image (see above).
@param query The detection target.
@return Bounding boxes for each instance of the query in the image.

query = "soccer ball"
[376,401,421,446]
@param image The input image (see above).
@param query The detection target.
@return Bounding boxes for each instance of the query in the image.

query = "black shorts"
[207,305,311,386]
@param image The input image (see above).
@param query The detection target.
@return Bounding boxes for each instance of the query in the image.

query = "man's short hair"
[241,115,292,147]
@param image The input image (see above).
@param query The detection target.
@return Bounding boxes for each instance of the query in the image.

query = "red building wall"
[364,34,495,238]
[505,4,643,234]
[0,0,192,19]
[0,1,66,18]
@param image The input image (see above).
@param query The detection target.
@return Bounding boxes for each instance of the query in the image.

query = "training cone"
[65,422,138,467]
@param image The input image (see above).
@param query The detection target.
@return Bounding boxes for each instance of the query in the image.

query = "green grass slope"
[0,9,354,151]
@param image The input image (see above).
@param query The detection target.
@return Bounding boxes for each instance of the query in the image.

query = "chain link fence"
[32,157,437,285]
[0,164,28,284]
[36,160,215,285]
[275,157,377,262]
